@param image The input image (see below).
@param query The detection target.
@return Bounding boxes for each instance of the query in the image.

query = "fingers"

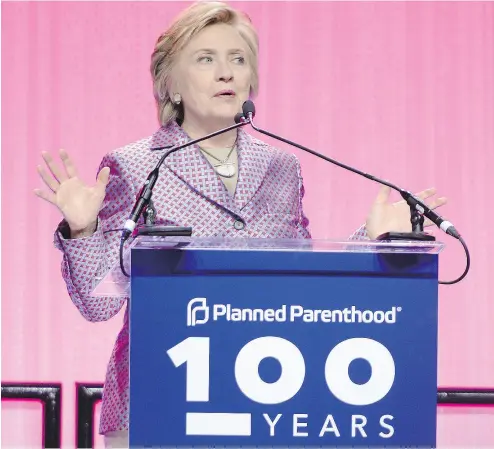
[59,149,78,178]
[419,195,447,212]
[396,188,446,208]
[96,167,110,189]
[427,196,447,210]
[420,196,448,228]
[374,185,392,204]
[37,164,60,192]
[33,188,56,205]
[41,151,68,183]
[415,187,436,201]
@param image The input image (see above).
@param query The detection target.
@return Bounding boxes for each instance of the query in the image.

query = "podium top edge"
[130,236,445,254]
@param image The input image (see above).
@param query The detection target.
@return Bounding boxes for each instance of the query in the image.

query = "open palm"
[34,149,110,235]
[366,185,447,240]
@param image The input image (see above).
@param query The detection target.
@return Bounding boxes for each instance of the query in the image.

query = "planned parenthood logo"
[187,297,401,327]
[175,297,410,442]
[187,297,209,326]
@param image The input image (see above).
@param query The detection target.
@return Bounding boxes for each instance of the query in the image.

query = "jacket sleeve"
[293,154,368,241]
[349,224,369,240]
[294,156,312,239]
[53,151,137,322]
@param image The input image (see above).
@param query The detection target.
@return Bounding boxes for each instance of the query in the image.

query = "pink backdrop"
[2,1,494,447]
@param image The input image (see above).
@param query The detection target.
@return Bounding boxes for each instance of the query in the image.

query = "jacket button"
[233,220,245,230]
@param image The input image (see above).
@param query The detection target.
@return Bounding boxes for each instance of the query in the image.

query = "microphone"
[242,100,256,119]
[239,100,460,240]
[121,117,249,242]
[117,116,249,278]
[239,100,470,285]
[234,112,245,124]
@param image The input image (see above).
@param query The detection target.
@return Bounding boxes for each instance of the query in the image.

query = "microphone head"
[242,100,256,119]
[234,112,245,124]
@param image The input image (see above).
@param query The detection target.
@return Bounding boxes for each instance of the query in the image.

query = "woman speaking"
[34,2,446,446]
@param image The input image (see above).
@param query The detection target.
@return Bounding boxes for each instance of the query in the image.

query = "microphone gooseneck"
[121,119,249,242]
[240,100,459,239]
[239,100,468,285]
[118,116,249,277]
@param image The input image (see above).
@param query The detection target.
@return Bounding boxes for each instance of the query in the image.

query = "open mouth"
[215,91,236,98]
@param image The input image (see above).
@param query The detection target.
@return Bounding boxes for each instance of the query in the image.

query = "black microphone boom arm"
[238,100,470,285]
[117,118,249,278]
[121,120,249,241]
[240,101,459,241]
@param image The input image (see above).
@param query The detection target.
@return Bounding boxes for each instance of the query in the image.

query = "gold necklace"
[199,140,237,178]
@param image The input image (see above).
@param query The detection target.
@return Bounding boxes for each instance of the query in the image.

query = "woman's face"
[172,23,253,127]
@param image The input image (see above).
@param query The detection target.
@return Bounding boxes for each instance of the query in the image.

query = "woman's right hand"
[34,149,110,238]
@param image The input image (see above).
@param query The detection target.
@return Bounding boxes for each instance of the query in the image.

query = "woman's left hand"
[365,186,448,240]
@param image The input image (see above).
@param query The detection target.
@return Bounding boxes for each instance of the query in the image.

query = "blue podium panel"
[128,238,440,448]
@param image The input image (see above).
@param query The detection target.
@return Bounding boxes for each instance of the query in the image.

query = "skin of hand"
[366,185,447,240]
[34,149,110,239]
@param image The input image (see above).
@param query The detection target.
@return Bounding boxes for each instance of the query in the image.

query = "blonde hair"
[150,1,259,126]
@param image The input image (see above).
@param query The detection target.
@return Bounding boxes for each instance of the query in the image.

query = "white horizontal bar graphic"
[186,412,252,436]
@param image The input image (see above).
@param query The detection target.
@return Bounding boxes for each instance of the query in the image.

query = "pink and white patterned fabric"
[54,120,365,435]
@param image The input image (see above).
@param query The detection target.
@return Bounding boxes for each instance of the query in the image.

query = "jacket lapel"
[150,122,237,214]
[149,122,273,214]
[234,129,272,211]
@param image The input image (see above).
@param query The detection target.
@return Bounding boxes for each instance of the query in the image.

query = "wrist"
[69,220,97,239]
[365,223,378,240]
[367,230,377,240]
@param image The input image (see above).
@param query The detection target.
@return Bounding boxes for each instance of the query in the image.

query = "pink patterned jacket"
[54,120,365,435]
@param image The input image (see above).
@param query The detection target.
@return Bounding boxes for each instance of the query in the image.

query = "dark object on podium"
[136,225,193,237]
[377,231,436,241]
[377,204,436,241]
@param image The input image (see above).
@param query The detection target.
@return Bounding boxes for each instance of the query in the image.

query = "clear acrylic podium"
[94,236,444,448]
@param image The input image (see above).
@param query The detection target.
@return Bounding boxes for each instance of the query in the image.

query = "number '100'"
[167,336,395,406]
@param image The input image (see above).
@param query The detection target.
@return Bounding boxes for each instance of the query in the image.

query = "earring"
[173,93,182,105]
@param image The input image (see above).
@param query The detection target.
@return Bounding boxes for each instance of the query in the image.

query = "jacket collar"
[149,121,272,214]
